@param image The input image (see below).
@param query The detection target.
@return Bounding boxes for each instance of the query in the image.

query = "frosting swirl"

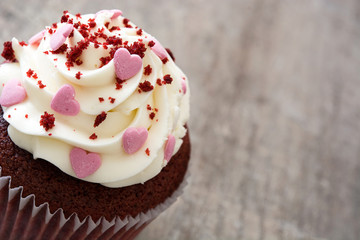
[0,10,189,187]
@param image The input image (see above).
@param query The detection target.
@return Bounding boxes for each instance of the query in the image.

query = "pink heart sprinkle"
[0,79,27,107]
[122,127,148,154]
[114,48,142,81]
[164,134,176,162]
[51,84,80,116]
[50,24,73,51]
[181,78,187,94]
[150,38,167,60]
[70,147,102,178]
[29,30,46,46]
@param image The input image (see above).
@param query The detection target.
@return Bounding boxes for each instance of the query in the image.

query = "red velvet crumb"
[51,43,68,54]
[1,41,16,62]
[98,97,104,102]
[94,111,107,127]
[26,69,34,78]
[161,57,169,64]
[163,74,173,84]
[136,29,143,36]
[75,71,82,79]
[19,41,28,47]
[37,80,46,89]
[89,133,98,140]
[148,41,155,48]
[123,18,132,28]
[165,48,175,61]
[40,111,55,131]
[32,73,38,79]
[143,65,152,76]
[138,81,154,92]
[125,41,146,58]
[145,148,150,156]
[149,112,155,120]
[147,104,152,111]
[156,78,162,86]
[109,97,116,104]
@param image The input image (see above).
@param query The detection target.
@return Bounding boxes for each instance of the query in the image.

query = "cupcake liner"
[0,166,189,240]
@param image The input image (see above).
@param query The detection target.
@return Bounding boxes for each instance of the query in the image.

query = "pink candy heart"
[0,79,27,107]
[50,24,73,51]
[51,84,80,116]
[164,134,176,162]
[181,78,187,94]
[150,38,168,60]
[114,48,142,81]
[70,147,102,178]
[122,127,148,154]
[29,30,46,46]
[95,9,123,19]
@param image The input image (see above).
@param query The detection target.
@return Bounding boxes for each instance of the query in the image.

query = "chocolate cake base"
[0,108,190,222]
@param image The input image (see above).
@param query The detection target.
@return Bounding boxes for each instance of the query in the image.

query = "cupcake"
[0,9,190,239]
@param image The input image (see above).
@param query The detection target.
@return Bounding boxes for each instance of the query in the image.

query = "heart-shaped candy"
[50,24,73,51]
[181,78,187,94]
[150,38,167,60]
[29,30,46,46]
[70,147,102,178]
[51,84,80,116]
[164,134,176,162]
[0,79,27,107]
[95,9,123,19]
[114,48,142,81]
[122,127,148,154]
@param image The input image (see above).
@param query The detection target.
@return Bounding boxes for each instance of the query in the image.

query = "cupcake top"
[0,10,189,188]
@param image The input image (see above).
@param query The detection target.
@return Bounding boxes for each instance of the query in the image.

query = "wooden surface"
[1,0,360,239]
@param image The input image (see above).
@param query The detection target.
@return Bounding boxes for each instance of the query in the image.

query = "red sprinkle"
[8,114,11,118]
[94,111,107,127]
[89,133,98,140]
[40,111,55,131]
[37,80,46,89]
[145,148,150,156]
[143,65,152,76]
[98,97,104,102]
[75,71,82,79]
[25,114,28,118]
[48,133,52,136]
[138,81,154,92]
[32,73,38,79]
[1,41,16,62]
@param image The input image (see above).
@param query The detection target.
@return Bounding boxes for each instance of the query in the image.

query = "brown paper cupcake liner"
[0,167,189,240]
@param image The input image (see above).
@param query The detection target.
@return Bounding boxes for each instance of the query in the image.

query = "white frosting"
[0,11,189,187]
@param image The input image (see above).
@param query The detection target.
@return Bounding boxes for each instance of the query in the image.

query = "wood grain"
[1,0,360,239]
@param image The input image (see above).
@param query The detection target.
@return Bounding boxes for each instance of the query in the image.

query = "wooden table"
[1,0,360,239]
